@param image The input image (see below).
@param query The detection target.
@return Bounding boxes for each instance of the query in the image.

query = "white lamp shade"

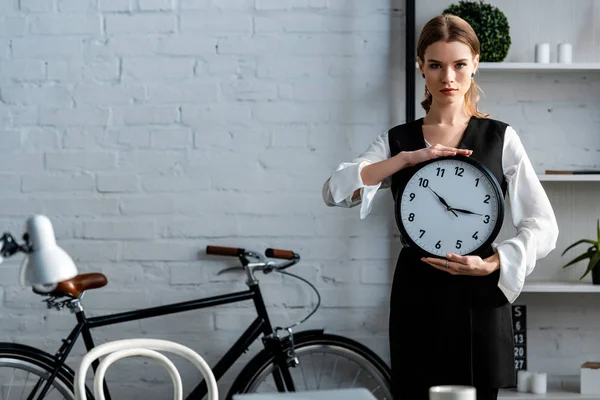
[19,215,78,286]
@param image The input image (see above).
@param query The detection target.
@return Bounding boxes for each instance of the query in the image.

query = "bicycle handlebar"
[206,245,244,257]
[265,248,297,260]
[206,245,300,276]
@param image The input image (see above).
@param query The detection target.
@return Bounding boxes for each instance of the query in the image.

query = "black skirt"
[389,246,516,400]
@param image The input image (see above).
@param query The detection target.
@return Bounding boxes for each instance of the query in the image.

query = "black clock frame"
[394,154,505,258]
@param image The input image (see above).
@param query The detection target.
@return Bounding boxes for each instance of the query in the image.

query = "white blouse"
[322,125,559,303]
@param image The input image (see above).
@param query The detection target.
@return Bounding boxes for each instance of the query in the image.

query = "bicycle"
[0,231,393,400]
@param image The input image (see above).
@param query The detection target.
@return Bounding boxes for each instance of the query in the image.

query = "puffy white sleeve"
[322,131,391,219]
[494,126,559,303]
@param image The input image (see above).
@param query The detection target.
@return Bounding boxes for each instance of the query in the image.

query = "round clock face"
[395,155,504,258]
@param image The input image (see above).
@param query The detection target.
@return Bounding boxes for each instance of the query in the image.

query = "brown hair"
[417,14,489,118]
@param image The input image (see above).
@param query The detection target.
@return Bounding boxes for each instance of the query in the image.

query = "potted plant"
[561,219,600,284]
[443,0,511,62]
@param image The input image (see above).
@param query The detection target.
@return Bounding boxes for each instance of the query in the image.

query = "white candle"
[535,43,550,63]
[531,372,547,394]
[557,43,572,63]
[517,370,532,393]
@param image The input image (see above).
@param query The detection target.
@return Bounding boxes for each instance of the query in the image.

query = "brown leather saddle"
[34,273,107,298]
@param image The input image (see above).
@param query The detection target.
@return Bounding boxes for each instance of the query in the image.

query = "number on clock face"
[399,159,500,257]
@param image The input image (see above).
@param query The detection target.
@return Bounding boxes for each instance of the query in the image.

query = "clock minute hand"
[427,187,458,217]
[427,186,450,208]
[453,207,483,216]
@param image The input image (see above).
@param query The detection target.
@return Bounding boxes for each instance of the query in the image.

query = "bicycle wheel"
[0,343,90,400]
[228,330,392,400]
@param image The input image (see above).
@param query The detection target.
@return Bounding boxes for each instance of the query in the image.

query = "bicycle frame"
[36,282,297,400]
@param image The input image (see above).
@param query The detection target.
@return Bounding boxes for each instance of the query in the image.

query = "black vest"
[388,116,510,308]
[389,117,507,203]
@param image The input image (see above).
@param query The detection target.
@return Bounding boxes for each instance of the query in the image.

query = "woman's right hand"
[405,144,472,166]
[360,145,472,187]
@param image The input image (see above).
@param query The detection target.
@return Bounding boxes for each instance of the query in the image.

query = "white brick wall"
[0,0,599,397]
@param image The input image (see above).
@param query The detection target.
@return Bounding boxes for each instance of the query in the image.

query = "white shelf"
[499,376,600,398]
[538,174,600,182]
[522,281,600,293]
[499,388,600,399]
[415,62,600,71]
[477,62,600,71]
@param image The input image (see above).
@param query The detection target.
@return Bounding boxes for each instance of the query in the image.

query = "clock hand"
[452,207,483,216]
[427,186,451,208]
[427,187,458,217]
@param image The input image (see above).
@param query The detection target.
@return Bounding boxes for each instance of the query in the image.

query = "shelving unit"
[499,388,600,399]
[538,174,600,182]
[500,374,598,398]
[523,281,600,293]
[474,62,600,71]
[414,61,600,72]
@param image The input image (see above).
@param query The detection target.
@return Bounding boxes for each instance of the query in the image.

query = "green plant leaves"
[580,251,600,280]
[443,0,512,62]
[561,249,596,270]
[560,239,597,256]
[560,220,600,279]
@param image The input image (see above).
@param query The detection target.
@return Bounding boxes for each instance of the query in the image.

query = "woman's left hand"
[421,252,500,276]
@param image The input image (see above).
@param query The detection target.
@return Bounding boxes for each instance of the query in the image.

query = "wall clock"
[395,155,504,258]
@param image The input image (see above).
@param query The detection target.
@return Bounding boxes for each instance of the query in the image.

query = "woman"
[322,14,559,400]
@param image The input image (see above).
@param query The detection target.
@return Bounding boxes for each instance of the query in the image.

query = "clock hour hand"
[427,187,458,217]
[453,207,483,216]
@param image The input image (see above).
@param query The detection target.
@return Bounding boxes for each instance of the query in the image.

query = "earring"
[471,72,475,77]
[422,73,425,78]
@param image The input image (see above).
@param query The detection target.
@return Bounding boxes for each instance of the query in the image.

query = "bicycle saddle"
[33,273,107,298]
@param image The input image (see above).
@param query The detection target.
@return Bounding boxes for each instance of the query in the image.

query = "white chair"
[74,338,218,400]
